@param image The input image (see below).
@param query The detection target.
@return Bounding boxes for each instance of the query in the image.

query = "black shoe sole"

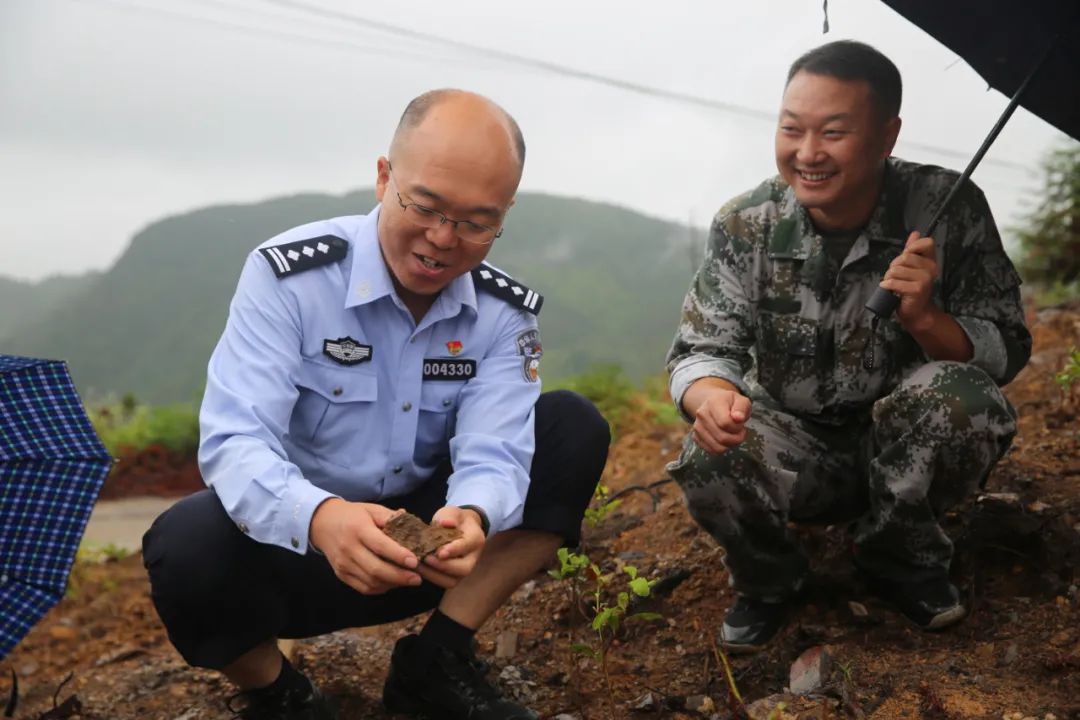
[855,567,967,631]
[919,603,966,630]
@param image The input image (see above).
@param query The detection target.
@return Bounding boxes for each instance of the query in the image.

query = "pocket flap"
[763,314,819,357]
[298,360,378,403]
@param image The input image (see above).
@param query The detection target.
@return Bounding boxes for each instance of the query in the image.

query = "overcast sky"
[1,0,1068,282]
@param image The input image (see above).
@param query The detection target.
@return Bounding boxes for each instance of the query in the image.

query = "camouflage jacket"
[667,157,1032,425]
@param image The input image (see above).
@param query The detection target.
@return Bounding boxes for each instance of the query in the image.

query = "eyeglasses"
[387,162,503,245]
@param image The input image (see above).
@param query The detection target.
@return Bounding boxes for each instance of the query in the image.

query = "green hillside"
[0,272,101,342]
[3,191,696,403]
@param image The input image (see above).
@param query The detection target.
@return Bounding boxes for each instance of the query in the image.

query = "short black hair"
[787,40,902,120]
[396,88,526,171]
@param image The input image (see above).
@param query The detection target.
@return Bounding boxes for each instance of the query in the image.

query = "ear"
[881,117,901,158]
[374,156,391,203]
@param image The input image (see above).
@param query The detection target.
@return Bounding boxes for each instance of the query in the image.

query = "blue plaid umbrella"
[0,355,111,659]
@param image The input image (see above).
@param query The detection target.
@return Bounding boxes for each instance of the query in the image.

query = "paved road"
[83,496,179,553]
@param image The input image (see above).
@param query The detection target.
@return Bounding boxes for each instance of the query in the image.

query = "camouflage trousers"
[666,361,1017,599]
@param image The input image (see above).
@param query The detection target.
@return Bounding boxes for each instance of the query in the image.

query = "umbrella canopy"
[881,0,1080,140]
[0,355,112,659]
[866,0,1080,317]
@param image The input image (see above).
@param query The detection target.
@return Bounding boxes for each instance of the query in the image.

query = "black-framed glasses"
[387,162,503,245]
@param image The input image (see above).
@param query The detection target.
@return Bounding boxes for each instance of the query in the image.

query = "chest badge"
[446,340,463,356]
[323,337,373,366]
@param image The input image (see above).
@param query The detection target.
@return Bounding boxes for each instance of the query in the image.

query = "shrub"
[1015,141,1080,300]
[549,366,682,437]
[90,399,200,457]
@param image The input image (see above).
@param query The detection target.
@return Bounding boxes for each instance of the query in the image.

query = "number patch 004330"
[422,358,476,381]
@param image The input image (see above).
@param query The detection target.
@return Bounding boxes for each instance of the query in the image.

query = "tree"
[1015,141,1080,297]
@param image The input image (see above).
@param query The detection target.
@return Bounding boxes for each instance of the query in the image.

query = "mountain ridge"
[3,190,698,403]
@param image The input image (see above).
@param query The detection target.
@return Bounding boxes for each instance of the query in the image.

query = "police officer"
[666,41,1031,652]
[143,90,609,719]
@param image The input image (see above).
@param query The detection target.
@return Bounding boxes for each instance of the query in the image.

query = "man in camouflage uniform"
[665,40,1031,651]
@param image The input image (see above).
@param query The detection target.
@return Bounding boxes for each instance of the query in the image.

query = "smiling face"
[374,93,521,319]
[775,71,900,232]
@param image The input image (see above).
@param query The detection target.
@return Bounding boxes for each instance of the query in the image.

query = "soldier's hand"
[309,498,422,595]
[415,506,487,589]
[692,387,752,455]
[881,231,939,330]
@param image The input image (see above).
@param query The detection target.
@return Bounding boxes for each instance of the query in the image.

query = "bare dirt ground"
[3,303,1078,720]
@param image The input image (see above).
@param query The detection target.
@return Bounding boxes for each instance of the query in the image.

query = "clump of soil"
[383,511,463,559]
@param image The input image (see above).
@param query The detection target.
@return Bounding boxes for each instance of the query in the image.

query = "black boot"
[227,671,338,720]
[718,595,792,653]
[383,634,538,720]
[863,572,966,630]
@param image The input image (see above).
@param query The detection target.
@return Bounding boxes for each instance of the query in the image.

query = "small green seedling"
[548,549,664,719]
[583,484,622,528]
[577,561,662,719]
[1055,346,1080,390]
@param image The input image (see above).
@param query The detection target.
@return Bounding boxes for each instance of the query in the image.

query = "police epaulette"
[471,263,543,315]
[258,235,348,278]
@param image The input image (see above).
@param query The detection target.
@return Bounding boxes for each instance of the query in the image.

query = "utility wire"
[259,0,778,123]
[79,0,473,65]
[257,0,1029,172]
[187,0,451,52]
[80,0,1031,172]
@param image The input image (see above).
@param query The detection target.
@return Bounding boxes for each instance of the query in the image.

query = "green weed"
[549,548,662,719]
[583,484,622,528]
[89,398,199,456]
[1055,346,1080,390]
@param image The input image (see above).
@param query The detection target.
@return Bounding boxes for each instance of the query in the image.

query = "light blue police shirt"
[198,206,542,553]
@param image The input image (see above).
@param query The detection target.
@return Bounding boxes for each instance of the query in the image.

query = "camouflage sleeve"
[666,215,756,419]
[942,184,1032,385]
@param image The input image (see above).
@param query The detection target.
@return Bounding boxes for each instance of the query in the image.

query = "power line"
[259,0,776,122]
[187,0,451,52]
[256,0,1028,172]
[78,0,474,65]
[76,0,1030,173]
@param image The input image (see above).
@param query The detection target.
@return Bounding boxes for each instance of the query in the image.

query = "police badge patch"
[323,337,373,366]
[515,329,542,383]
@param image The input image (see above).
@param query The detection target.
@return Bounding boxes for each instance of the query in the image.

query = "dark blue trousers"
[143,390,609,669]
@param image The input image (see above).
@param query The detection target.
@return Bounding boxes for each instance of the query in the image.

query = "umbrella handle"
[865,34,1060,319]
[865,285,900,316]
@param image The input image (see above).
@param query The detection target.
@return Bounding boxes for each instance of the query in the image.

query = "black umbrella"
[865,0,1080,317]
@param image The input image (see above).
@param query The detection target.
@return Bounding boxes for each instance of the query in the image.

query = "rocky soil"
[3,303,1078,719]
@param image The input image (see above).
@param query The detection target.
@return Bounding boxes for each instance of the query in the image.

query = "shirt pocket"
[414,382,464,466]
[756,313,823,414]
[291,360,379,461]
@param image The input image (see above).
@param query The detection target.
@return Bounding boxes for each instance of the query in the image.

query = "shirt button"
[392,465,403,474]
[402,401,413,412]
[332,387,343,397]
[290,536,300,549]
[237,522,249,534]
[442,398,453,407]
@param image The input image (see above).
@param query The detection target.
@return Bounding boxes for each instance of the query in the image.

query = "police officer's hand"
[416,506,487,589]
[684,379,752,455]
[880,231,939,331]
[309,498,422,595]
